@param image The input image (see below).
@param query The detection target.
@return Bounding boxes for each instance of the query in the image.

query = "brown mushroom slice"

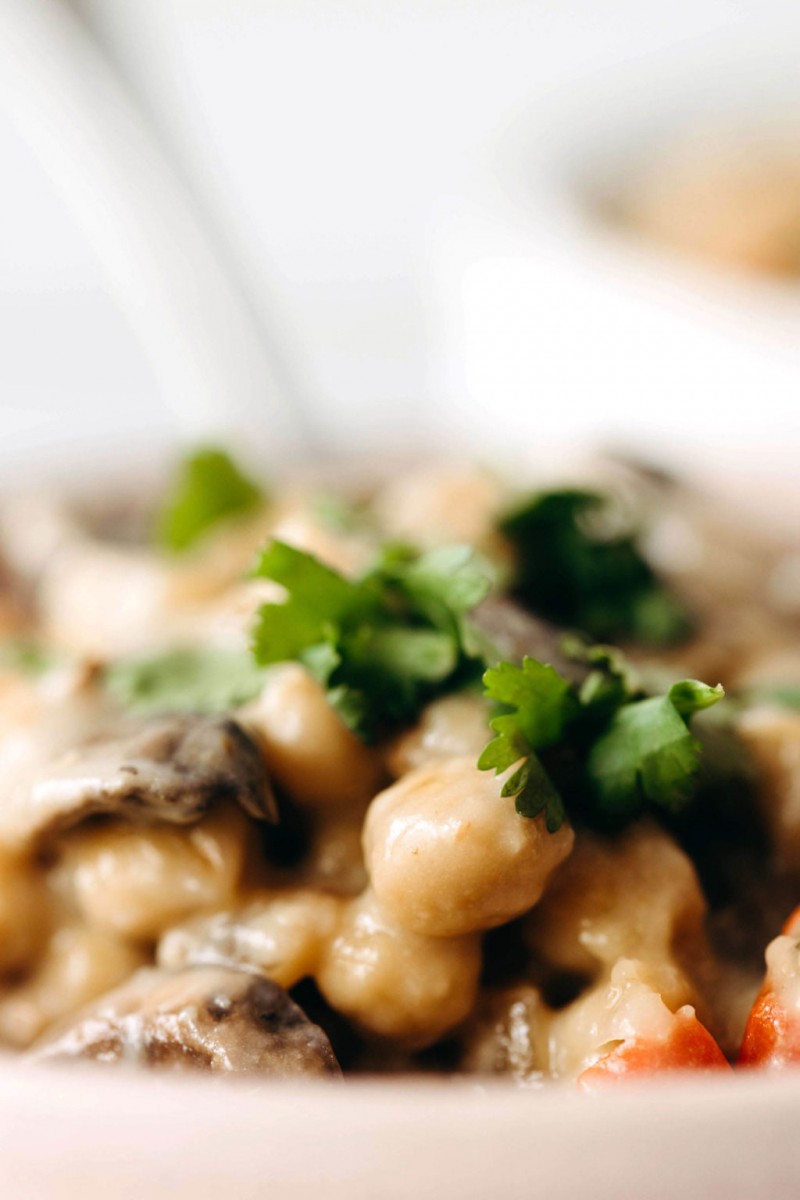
[459,984,549,1086]
[470,597,588,683]
[30,964,341,1078]
[0,713,276,851]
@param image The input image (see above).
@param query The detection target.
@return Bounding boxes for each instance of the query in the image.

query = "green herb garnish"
[105,646,266,714]
[251,540,493,741]
[499,489,691,646]
[0,638,60,675]
[477,659,578,831]
[312,491,370,535]
[157,447,264,553]
[587,679,725,820]
[478,653,723,832]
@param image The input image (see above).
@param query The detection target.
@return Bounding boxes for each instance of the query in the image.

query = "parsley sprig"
[478,653,723,832]
[251,540,493,741]
[499,489,692,647]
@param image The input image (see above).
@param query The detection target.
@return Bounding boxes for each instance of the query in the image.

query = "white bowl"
[431,31,800,485]
[0,427,798,1198]
[2,25,800,1188]
[3,1058,800,1198]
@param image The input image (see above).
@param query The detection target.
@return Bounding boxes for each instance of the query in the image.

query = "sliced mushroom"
[0,713,276,851]
[469,596,587,683]
[30,965,341,1078]
[459,984,548,1086]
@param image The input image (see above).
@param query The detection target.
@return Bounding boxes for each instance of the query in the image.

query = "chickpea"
[301,811,370,896]
[163,506,274,605]
[0,851,49,973]
[38,504,274,657]
[159,888,342,990]
[386,692,492,778]
[0,592,25,640]
[736,706,800,869]
[546,958,728,1084]
[268,504,374,576]
[372,463,505,550]
[0,672,44,738]
[363,756,574,937]
[0,925,145,1048]
[54,805,249,941]
[243,664,384,811]
[316,889,481,1048]
[525,824,707,1009]
[41,541,176,657]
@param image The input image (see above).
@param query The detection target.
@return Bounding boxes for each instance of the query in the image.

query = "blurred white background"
[1,0,799,467]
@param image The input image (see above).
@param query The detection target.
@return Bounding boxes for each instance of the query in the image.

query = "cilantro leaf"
[477,652,724,832]
[501,753,566,832]
[312,491,371,535]
[385,544,494,625]
[499,489,692,647]
[477,658,579,831]
[251,540,360,663]
[251,540,494,741]
[586,680,725,820]
[157,447,264,553]
[668,679,727,720]
[106,646,266,714]
[0,638,61,675]
[481,658,579,751]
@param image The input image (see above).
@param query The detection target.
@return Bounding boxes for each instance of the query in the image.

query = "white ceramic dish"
[3,1057,800,1198]
[0,430,798,1199]
[431,32,800,483]
[2,21,800,1192]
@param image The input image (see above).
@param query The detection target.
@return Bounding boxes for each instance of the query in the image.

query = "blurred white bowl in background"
[430,33,800,491]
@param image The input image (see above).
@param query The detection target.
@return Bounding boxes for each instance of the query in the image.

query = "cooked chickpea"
[386,691,492,778]
[159,888,342,990]
[525,824,707,1008]
[40,541,176,656]
[268,504,374,576]
[54,805,249,941]
[547,958,715,1083]
[164,506,275,605]
[243,664,384,811]
[0,852,49,973]
[38,504,275,657]
[736,706,800,868]
[316,889,481,1047]
[364,756,574,937]
[0,457,792,1088]
[372,463,506,550]
[301,811,370,895]
[0,925,145,1048]
[0,592,24,639]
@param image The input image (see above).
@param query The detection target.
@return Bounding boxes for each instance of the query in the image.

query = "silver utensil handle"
[0,0,307,458]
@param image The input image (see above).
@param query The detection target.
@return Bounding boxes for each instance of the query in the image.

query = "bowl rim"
[2,1059,800,1198]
